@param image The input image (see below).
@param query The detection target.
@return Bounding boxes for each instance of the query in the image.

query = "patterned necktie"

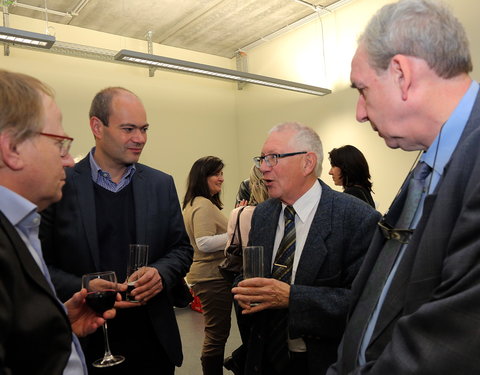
[265,205,297,373]
[272,205,296,282]
[341,161,431,372]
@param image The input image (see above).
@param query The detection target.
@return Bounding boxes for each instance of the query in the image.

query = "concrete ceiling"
[6,0,349,58]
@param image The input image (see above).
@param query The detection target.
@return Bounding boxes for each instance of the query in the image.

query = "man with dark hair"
[40,87,193,374]
[232,122,380,375]
[0,69,114,375]
[329,0,480,373]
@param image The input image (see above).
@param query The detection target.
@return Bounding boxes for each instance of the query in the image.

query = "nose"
[356,95,369,123]
[62,153,75,168]
[131,128,147,144]
[259,159,271,174]
[328,167,334,176]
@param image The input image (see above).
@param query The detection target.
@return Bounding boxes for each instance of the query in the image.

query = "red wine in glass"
[86,290,116,314]
[82,271,125,368]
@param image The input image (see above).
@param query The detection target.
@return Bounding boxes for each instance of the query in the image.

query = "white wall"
[236,0,480,211]
[0,14,239,209]
[2,0,480,212]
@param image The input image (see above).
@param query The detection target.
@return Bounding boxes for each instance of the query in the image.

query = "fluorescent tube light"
[0,26,55,49]
[114,49,331,96]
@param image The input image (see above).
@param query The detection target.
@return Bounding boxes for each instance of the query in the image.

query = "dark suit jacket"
[244,180,381,375]
[0,212,72,375]
[331,89,480,374]
[40,156,193,366]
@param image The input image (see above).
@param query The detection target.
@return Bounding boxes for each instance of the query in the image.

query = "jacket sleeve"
[147,176,193,292]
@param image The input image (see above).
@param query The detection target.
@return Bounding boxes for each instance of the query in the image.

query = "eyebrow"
[119,123,149,128]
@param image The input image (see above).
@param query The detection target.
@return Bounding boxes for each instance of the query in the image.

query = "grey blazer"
[40,155,193,366]
[332,88,480,374]
[244,180,381,375]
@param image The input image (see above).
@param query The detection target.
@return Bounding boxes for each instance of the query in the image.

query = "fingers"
[232,278,290,311]
[102,308,116,320]
[127,267,163,303]
[115,300,141,309]
[117,283,128,292]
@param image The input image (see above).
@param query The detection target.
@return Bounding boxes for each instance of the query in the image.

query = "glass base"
[92,354,125,368]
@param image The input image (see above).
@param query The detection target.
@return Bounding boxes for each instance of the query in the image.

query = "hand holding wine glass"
[65,288,116,337]
[125,244,149,302]
[82,271,125,368]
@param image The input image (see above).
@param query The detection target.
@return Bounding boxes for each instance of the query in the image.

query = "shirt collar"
[0,186,38,226]
[283,179,322,223]
[421,80,479,176]
[89,147,136,182]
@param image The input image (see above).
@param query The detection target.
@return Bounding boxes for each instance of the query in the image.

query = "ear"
[90,116,104,139]
[302,152,317,176]
[0,132,25,171]
[390,54,413,101]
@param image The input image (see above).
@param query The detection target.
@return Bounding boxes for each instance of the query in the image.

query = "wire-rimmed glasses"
[253,151,307,168]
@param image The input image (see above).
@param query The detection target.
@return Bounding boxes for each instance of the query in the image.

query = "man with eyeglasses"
[0,70,116,374]
[231,122,380,375]
[40,87,193,374]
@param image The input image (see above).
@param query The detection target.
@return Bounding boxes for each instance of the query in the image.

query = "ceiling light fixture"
[0,26,55,49]
[114,49,331,96]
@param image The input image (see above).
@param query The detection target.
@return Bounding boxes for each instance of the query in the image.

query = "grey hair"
[359,0,472,78]
[269,122,323,177]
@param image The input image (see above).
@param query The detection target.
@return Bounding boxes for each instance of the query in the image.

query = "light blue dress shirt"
[359,80,479,365]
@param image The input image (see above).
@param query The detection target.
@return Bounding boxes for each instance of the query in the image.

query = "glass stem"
[102,321,113,358]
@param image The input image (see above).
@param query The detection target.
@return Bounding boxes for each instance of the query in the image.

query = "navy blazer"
[332,88,480,374]
[40,155,193,366]
[0,212,72,375]
[245,180,381,375]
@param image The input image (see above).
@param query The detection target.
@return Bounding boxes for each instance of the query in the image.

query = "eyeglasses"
[377,219,413,244]
[253,151,307,168]
[38,132,74,157]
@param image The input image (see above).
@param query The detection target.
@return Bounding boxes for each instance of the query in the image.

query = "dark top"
[93,182,136,281]
[235,179,250,205]
[344,185,375,208]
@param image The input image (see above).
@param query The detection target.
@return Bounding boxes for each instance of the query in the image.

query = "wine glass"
[82,271,125,368]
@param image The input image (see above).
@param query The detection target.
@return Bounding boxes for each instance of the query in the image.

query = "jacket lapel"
[0,212,68,315]
[74,157,101,269]
[294,181,331,285]
[252,200,281,277]
[132,166,148,244]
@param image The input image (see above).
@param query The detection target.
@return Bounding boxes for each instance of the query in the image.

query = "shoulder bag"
[218,206,246,283]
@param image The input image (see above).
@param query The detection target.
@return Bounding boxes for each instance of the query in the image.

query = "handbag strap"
[231,206,245,246]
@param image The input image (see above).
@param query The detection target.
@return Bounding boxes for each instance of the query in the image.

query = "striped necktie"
[272,205,296,283]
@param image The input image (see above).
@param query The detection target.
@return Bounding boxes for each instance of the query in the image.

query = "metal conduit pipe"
[71,0,90,15]
[2,4,10,56]
[9,1,73,18]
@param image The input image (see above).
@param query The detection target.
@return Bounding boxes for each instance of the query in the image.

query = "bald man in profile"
[41,87,193,374]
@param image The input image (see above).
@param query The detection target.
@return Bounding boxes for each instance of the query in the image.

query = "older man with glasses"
[231,122,380,375]
[0,69,115,375]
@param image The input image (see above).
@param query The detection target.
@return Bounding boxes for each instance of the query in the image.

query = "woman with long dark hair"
[328,145,375,207]
[182,156,231,375]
